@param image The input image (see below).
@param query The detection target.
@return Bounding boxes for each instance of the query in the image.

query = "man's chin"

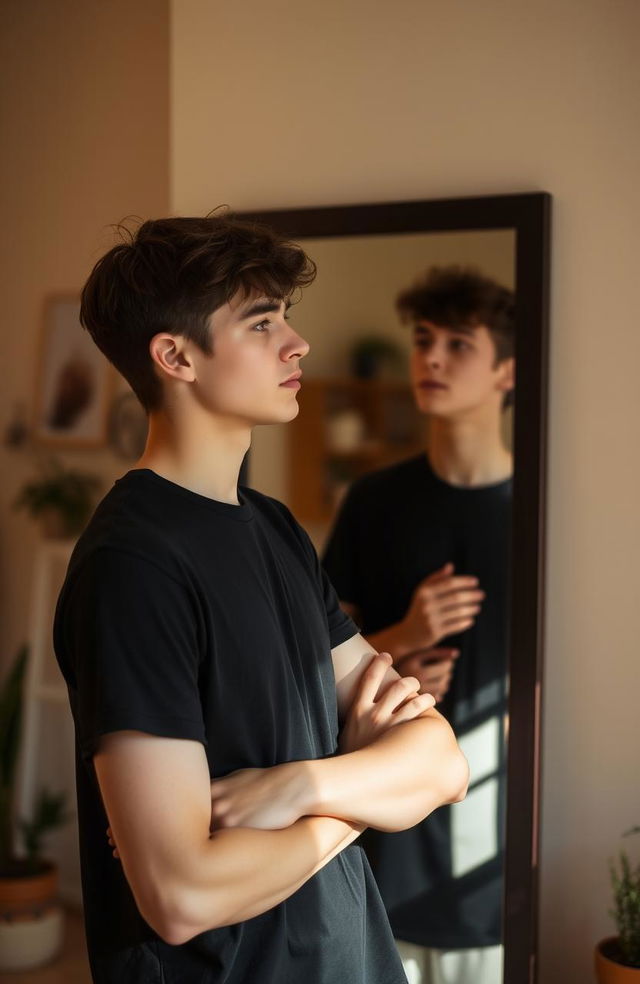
[414,393,452,415]
[252,402,300,426]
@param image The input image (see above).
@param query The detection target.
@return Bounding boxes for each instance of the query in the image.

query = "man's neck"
[426,409,512,488]
[136,406,251,505]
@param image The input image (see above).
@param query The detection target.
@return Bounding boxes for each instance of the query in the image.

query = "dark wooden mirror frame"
[242,193,551,984]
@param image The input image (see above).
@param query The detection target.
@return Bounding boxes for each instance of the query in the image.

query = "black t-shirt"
[322,454,511,950]
[54,469,407,984]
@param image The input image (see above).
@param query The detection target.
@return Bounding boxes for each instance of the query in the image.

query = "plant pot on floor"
[1,645,70,971]
[0,860,64,971]
[596,937,640,984]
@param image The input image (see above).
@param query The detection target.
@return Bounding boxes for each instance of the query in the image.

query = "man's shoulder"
[241,485,301,531]
[67,475,185,588]
[241,486,312,555]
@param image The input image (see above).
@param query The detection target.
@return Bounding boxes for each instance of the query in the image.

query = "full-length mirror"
[244,195,550,984]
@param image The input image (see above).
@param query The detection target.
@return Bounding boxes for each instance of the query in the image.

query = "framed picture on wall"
[33,294,115,447]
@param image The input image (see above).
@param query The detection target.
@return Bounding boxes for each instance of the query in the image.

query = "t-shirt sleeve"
[321,484,362,609]
[59,548,206,761]
[320,556,359,649]
[274,500,359,649]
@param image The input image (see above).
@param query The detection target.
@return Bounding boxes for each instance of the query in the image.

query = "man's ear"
[149,334,196,384]
[496,357,515,395]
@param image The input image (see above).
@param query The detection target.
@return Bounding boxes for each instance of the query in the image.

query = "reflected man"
[323,266,515,984]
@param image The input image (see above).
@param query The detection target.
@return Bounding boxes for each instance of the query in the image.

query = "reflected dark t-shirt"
[322,454,511,950]
[54,469,407,984]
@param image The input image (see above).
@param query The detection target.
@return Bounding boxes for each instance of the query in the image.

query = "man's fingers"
[397,649,459,677]
[437,589,485,611]
[415,667,453,694]
[106,826,120,859]
[440,615,477,633]
[422,562,455,586]
[373,674,420,718]
[439,602,482,621]
[430,581,483,602]
[417,661,454,683]
[391,691,436,723]
[357,651,393,706]
[419,647,460,664]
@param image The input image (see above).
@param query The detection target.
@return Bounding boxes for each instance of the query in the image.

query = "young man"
[53,217,469,984]
[322,266,515,984]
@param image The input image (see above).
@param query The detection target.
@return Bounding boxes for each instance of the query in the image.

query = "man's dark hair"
[396,265,515,409]
[396,265,515,363]
[80,214,317,411]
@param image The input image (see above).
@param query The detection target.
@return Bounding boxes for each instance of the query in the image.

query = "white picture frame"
[33,294,115,448]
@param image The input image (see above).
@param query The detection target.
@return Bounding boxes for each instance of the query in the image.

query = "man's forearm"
[365,623,415,663]
[152,815,361,944]
[306,710,469,831]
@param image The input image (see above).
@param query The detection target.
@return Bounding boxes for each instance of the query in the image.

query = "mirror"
[243,195,550,984]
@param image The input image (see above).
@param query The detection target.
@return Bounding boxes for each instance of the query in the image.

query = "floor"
[0,909,91,984]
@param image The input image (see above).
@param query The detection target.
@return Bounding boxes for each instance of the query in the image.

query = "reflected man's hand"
[397,647,461,702]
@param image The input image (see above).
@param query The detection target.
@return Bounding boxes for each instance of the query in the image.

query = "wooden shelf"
[287,377,423,524]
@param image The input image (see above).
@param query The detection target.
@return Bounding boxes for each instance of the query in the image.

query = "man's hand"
[210,762,312,832]
[399,563,484,652]
[338,651,435,754]
[396,647,460,702]
[106,826,119,858]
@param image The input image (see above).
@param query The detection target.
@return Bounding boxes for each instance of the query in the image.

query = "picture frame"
[33,294,115,448]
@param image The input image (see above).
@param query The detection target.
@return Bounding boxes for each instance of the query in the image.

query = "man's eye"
[253,320,270,332]
[450,339,470,352]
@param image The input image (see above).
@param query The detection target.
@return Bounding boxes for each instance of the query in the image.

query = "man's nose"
[420,343,443,368]
[282,329,310,361]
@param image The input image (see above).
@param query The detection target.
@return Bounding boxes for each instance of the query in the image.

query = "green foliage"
[0,646,70,874]
[18,789,70,872]
[349,335,405,379]
[609,826,640,967]
[13,457,101,535]
[0,646,27,870]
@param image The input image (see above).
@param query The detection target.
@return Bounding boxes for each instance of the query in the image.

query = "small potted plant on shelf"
[13,457,101,538]
[0,645,70,972]
[349,335,404,380]
[595,826,640,983]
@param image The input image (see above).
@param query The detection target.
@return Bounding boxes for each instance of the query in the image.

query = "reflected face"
[190,293,310,426]
[410,321,513,419]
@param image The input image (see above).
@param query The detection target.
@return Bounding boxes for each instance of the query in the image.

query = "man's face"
[189,293,310,427]
[410,321,514,419]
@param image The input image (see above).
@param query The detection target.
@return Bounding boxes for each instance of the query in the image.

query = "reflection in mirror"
[251,227,516,984]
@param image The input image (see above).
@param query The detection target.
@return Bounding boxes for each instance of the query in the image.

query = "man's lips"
[280,371,302,389]
[417,379,448,390]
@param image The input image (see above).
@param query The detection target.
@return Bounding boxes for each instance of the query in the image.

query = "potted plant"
[349,335,404,380]
[0,645,70,972]
[595,826,640,983]
[13,457,101,538]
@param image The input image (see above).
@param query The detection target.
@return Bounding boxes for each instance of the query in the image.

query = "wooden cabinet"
[287,378,424,524]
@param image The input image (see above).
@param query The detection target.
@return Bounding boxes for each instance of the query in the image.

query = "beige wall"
[171,1,640,981]
[0,1,169,665]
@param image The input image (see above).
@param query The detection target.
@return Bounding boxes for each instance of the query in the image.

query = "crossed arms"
[94,633,469,945]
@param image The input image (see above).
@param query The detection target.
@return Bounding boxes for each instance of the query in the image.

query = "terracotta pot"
[0,861,58,919]
[595,937,640,984]
[0,862,64,971]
